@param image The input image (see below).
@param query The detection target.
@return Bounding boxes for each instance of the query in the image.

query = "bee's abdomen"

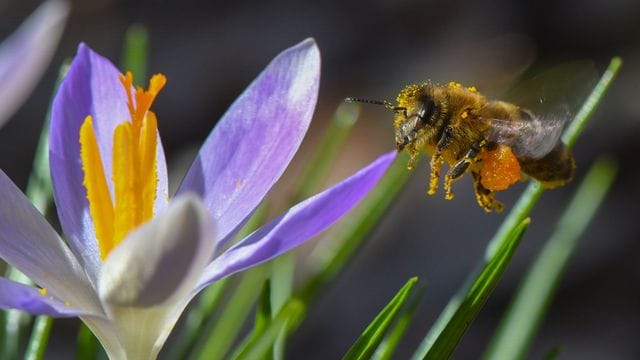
[518,143,575,188]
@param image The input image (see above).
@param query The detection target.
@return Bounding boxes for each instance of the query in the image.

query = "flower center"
[79,72,166,260]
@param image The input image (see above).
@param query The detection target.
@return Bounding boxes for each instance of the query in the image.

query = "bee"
[347,81,575,212]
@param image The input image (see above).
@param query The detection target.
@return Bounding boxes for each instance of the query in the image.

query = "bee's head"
[392,98,438,151]
[345,83,439,151]
[392,84,439,150]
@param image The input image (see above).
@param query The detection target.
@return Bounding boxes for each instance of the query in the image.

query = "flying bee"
[347,81,575,212]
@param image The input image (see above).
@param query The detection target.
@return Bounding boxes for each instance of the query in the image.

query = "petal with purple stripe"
[177,38,320,247]
[0,277,88,317]
[0,170,102,314]
[195,151,396,291]
[50,44,169,281]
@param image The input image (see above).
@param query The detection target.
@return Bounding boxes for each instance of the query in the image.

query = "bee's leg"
[428,127,454,195]
[471,172,504,213]
[428,154,443,195]
[443,141,481,200]
[406,147,419,170]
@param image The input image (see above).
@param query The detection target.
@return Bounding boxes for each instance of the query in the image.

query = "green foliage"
[418,219,530,360]
[24,317,53,360]
[343,277,419,360]
[121,24,149,82]
[372,288,424,360]
[76,323,99,360]
[484,158,617,360]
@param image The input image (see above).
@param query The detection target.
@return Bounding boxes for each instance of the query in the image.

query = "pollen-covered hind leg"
[443,141,482,200]
[472,172,504,213]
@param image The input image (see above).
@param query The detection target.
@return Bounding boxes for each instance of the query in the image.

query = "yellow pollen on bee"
[80,72,164,260]
[461,111,469,119]
[39,288,47,296]
[448,81,462,88]
[467,86,477,92]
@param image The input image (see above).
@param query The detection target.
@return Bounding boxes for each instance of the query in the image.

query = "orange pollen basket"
[479,144,521,191]
[79,72,166,260]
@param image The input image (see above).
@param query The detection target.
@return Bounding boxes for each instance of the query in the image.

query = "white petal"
[95,194,216,357]
[99,194,216,307]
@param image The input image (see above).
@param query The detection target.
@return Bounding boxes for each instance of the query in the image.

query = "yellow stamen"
[80,116,115,258]
[39,288,47,296]
[112,122,143,245]
[139,111,158,221]
[80,72,163,260]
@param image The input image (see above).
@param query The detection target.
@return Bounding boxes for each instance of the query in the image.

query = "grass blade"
[411,56,622,360]
[193,268,266,360]
[24,316,53,360]
[230,280,274,360]
[373,288,425,360]
[232,299,305,360]
[343,277,419,360]
[168,278,230,358]
[421,219,530,359]
[121,24,149,81]
[76,323,99,360]
[483,157,617,360]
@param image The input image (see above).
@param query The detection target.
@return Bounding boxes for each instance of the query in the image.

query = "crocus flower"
[0,0,69,129]
[0,38,395,358]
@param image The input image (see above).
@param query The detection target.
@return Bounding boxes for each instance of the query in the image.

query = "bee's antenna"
[345,97,408,118]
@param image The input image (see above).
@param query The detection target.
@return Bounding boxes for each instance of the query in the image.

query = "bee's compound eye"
[419,100,436,125]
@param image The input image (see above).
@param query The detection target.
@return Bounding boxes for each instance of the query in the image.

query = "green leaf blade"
[421,218,530,360]
[484,157,617,360]
[121,24,149,81]
[343,277,419,360]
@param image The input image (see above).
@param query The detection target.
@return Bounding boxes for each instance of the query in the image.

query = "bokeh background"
[1,0,638,358]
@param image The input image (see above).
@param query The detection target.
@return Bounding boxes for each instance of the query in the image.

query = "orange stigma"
[80,72,166,260]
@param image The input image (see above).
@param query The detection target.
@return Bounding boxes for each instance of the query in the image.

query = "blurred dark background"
[1,0,639,358]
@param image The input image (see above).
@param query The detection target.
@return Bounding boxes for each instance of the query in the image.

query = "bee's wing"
[484,115,566,159]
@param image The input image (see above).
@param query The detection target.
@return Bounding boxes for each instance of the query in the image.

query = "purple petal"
[195,151,396,291]
[177,38,320,247]
[0,0,69,129]
[50,44,169,282]
[0,170,102,314]
[0,277,88,317]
